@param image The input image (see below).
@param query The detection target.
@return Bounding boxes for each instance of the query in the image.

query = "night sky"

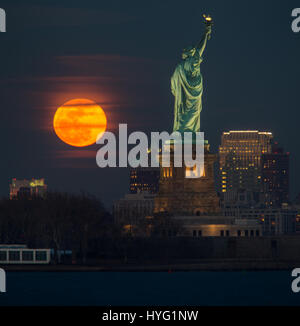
[0,0,299,209]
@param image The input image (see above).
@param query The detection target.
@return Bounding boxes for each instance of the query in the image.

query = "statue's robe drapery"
[171,50,203,133]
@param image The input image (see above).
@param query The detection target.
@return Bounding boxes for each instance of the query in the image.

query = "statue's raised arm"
[195,15,213,57]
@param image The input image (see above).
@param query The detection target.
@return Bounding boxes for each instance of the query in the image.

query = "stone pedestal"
[154,142,220,215]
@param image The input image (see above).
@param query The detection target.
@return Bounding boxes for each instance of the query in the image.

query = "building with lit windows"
[174,215,262,237]
[219,130,273,198]
[222,205,296,235]
[261,143,289,207]
[9,178,47,199]
[292,196,300,234]
[296,212,300,234]
[129,167,160,194]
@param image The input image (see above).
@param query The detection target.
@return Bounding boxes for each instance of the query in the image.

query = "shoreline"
[1,259,299,272]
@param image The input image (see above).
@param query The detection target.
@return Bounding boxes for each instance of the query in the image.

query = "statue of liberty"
[171,15,212,134]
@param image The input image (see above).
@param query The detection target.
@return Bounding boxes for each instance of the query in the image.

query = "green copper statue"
[171,15,212,133]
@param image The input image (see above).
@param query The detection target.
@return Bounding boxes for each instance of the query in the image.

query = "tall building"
[261,143,289,207]
[219,131,273,197]
[129,167,160,194]
[9,178,47,199]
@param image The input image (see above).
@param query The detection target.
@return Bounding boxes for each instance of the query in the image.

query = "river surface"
[0,271,299,306]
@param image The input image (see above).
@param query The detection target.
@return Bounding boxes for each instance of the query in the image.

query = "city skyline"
[4,128,295,208]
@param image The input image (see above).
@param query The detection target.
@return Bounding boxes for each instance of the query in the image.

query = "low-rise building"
[0,245,51,264]
[113,192,156,226]
[222,205,296,235]
[173,215,262,238]
[9,178,47,199]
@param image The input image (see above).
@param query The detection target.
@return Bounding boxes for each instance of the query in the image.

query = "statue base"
[154,141,220,216]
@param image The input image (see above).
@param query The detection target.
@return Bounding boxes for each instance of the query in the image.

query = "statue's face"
[182,47,196,59]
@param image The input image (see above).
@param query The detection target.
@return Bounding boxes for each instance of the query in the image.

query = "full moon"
[53,98,107,147]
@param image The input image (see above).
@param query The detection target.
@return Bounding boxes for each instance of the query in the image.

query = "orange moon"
[53,98,107,147]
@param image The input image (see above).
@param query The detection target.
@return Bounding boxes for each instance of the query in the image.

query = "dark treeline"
[0,192,185,265]
[0,192,119,264]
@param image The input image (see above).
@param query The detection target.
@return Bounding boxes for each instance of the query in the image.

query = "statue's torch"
[203,14,213,40]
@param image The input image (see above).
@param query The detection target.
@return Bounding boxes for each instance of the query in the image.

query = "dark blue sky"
[0,0,299,209]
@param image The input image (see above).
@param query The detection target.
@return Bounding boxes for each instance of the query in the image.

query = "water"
[0,271,299,306]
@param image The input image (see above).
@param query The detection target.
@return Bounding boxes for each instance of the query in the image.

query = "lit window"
[185,165,205,178]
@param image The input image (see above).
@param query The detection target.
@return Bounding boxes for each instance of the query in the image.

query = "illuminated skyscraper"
[129,167,160,194]
[261,143,289,207]
[10,178,47,199]
[219,131,273,196]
